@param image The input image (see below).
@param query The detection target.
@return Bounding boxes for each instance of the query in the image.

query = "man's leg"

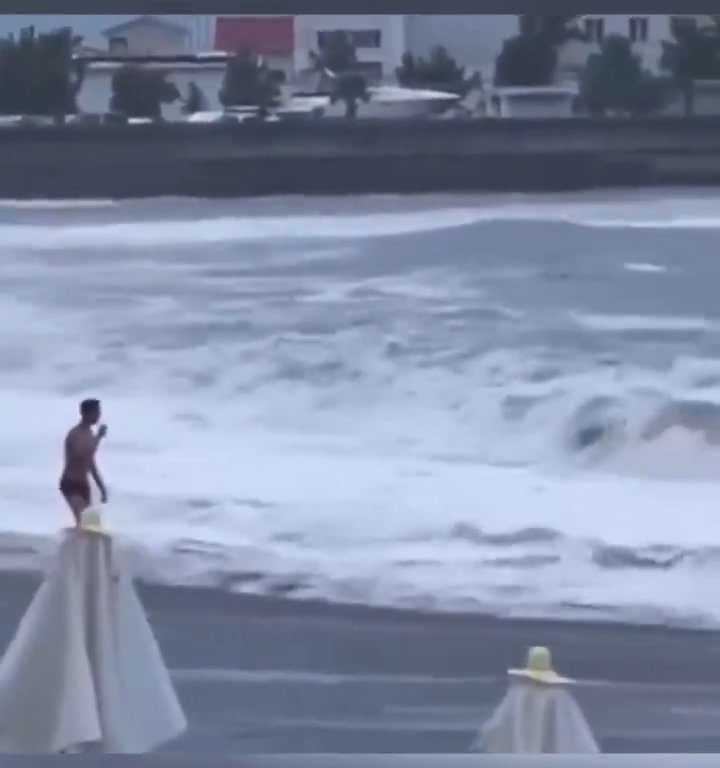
[62,493,88,526]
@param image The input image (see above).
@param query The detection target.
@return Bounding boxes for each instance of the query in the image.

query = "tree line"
[2,21,720,120]
[496,15,720,116]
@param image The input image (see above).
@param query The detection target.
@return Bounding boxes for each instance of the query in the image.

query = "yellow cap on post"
[79,507,105,536]
[507,646,573,685]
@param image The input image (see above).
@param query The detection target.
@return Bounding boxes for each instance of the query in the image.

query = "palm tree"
[494,16,582,87]
[396,46,469,94]
[308,31,370,118]
[494,34,558,86]
[310,30,357,75]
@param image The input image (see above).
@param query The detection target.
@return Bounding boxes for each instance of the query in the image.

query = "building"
[557,15,715,78]
[101,15,191,56]
[213,16,294,79]
[76,53,231,120]
[293,15,406,81]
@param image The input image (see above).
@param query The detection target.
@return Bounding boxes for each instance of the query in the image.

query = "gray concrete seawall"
[3,116,720,198]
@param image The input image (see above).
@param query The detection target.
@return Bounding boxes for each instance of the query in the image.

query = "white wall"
[77,64,226,120]
[492,91,575,118]
[294,15,406,78]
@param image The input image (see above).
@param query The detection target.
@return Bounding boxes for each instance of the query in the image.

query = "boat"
[278,84,461,119]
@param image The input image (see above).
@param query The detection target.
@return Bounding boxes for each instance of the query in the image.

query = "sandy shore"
[0,572,719,753]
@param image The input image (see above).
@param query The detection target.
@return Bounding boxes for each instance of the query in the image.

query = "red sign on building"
[214,17,294,56]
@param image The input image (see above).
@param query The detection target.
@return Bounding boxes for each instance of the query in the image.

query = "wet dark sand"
[0,572,719,753]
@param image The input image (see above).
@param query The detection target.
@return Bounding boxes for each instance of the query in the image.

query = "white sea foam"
[0,209,487,251]
[2,194,720,628]
[570,312,712,333]
[0,200,116,209]
[623,262,667,273]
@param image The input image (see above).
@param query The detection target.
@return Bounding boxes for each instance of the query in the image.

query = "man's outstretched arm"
[90,459,108,503]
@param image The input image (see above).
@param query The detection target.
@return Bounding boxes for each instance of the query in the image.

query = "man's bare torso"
[61,425,95,481]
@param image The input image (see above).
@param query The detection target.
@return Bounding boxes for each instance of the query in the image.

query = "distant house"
[101,15,191,56]
[214,17,294,79]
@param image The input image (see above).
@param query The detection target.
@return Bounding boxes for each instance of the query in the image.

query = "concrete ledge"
[2,117,720,197]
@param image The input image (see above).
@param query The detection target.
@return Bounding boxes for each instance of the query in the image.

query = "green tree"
[581,35,667,116]
[494,34,558,86]
[308,31,370,118]
[494,16,582,87]
[660,18,720,116]
[329,72,369,118]
[219,50,283,115]
[396,46,469,93]
[110,66,180,119]
[182,80,207,114]
[0,25,85,116]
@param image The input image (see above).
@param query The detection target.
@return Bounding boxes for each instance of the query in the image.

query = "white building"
[101,15,191,56]
[70,14,715,114]
[559,15,713,77]
[213,16,295,81]
[293,15,406,80]
[76,54,230,120]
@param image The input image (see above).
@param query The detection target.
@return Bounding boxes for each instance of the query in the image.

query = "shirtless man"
[59,398,108,524]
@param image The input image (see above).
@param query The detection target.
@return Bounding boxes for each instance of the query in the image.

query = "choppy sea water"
[3,190,720,628]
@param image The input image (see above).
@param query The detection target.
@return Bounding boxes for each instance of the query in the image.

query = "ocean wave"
[3,193,720,629]
[0,208,489,251]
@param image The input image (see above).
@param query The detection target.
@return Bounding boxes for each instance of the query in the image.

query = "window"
[317,29,381,50]
[351,29,381,48]
[584,18,605,43]
[629,17,649,43]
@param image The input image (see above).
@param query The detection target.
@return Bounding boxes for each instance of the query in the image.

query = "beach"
[1,571,718,753]
[3,191,720,752]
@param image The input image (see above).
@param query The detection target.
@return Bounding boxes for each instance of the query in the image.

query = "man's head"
[79,398,101,425]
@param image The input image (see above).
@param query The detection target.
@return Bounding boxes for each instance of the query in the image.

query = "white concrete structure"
[76,55,230,121]
[484,86,577,118]
[294,15,406,80]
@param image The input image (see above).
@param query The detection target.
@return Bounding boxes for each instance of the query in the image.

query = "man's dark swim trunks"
[59,476,91,504]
